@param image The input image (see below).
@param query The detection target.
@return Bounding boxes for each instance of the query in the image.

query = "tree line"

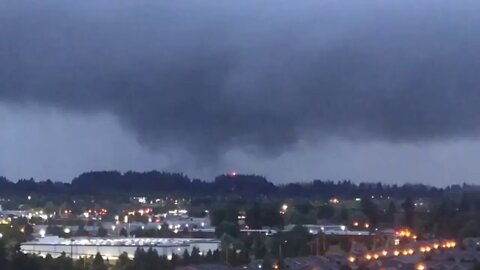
[0,171,474,198]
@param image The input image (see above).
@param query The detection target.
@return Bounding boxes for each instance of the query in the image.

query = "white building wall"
[21,238,219,260]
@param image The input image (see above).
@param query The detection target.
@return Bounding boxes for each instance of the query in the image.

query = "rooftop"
[24,236,219,247]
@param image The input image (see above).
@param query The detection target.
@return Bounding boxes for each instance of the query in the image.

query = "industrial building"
[21,236,220,260]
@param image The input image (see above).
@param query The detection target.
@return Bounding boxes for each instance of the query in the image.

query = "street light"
[279,240,288,258]
[416,263,426,270]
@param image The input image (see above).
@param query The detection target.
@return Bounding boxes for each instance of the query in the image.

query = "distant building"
[21,236,220,260]
[284,224,370,236]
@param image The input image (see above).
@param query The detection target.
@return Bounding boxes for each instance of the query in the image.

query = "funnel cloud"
[1,0,480,184]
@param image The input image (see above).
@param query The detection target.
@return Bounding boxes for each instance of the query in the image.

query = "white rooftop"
[28,236,219,247]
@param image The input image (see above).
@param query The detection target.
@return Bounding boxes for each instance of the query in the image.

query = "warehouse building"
[21,236,220,260]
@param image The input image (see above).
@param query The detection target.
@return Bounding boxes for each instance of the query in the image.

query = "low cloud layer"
[2,0,480,167]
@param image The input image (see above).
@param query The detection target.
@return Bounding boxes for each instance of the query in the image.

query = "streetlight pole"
[279,240,287,258]
[70,239,73,258]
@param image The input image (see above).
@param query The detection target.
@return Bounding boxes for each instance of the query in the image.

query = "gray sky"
[1,0,480,185]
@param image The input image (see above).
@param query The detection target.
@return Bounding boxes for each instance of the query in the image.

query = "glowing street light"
[416,263,426,270]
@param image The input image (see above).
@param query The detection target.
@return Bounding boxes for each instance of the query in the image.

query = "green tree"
[119,228,128,237]
[55,252,74,270]
[459,193,471,213]
[0,240,7,267]
[340,238,352,252]
[360,197,381,228]
[114,252,132,270]
[10,253,42,270]
[97,226,108,237]
[205,250,214,263]
[182,249,191,265]
[401,197,415,228]
[92,253,108,270]
[317,205,335,220]
[145,248,160,270]
[236,249,250,265]
[215,221,240,238]
[459,220,480,239]
[190,247,201,264]
[246,202,262,229]
[76,225,90,237]
[385,201,397,224]
[44,201,57,215]
[133,248,147,270]
[74,256,89,270]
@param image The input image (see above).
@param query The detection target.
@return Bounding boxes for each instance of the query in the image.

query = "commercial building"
[21,236,220,260]
[284,224,370,236]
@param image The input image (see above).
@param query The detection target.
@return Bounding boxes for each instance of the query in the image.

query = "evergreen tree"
[55,252,74,270]
[182,249,191,265]
[215,221,240,238]
[236,249,250,265]
[317,204,335,220]
[212,249,221,263]
[76,225,90,237]
[385,201,397,224]
[246,202,262,229]
[10,253,42,270]
[115,252,132,270]
[190,247,201,264]
[205,250,214,263]
[119,228,128,237]
[145,248,160,270]
[74,256,89,270]
[97,226,108,237]
[0,240,8,268]
[92,253,108,270]
[401,197,415,228]
[360,197,381,228]
[459,193,471,213]
[169,254,179,269]
[133,248,147,270]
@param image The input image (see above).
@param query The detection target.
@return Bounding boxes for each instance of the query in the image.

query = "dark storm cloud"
[1,0,480,161]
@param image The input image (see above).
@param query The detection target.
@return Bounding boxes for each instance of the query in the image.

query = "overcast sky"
[1,0,480,185]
